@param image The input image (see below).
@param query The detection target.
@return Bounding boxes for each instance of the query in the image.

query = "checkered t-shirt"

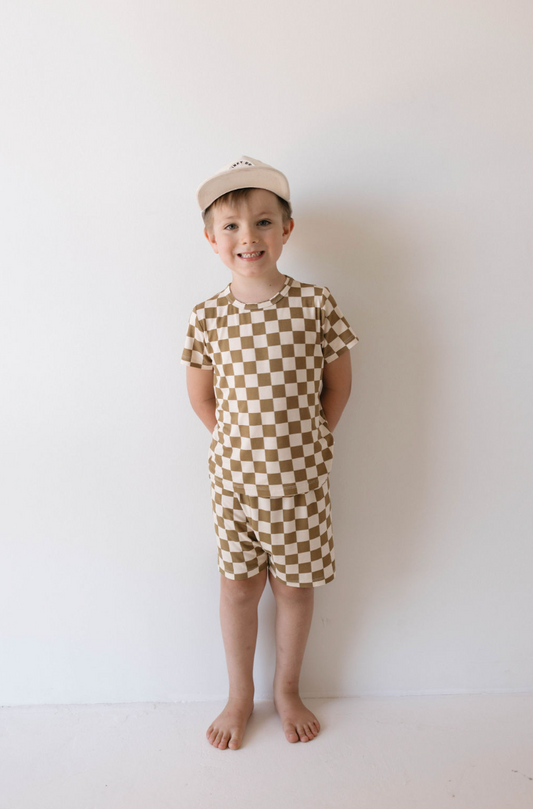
[181,275,359,497]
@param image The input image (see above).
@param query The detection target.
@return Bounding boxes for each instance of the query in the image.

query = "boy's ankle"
[273,682,300,697]
[228,687,255,701]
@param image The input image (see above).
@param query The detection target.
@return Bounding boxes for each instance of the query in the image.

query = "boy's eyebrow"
[218,210,277,222]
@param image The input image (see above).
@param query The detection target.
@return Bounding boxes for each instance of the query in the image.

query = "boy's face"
[204,188,294,282]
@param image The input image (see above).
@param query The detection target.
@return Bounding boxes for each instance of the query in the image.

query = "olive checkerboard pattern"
[211,475,335,587]
[181,275,359,497]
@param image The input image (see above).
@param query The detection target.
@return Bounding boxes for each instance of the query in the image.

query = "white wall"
[1,0,531,705]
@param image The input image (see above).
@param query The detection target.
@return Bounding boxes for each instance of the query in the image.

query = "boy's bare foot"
[273,691,320,743]
[206,696,254,750]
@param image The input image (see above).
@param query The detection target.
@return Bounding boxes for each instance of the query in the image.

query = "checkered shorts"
[210,476,335,588]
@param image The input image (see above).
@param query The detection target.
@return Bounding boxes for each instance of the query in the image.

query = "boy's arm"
[185,366,217,433]
[320,350,352,433]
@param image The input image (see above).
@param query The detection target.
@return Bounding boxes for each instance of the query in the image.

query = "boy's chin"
[228,258,280,273]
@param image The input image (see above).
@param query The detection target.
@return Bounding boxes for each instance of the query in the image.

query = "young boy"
[181,156,359,750]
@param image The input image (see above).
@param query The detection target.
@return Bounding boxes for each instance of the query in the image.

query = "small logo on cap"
[230,160,254,169]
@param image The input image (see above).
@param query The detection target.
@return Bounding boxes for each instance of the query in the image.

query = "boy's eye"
[223,220,271,230]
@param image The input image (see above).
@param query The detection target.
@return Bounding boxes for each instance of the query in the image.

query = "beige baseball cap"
[196,155,291,211]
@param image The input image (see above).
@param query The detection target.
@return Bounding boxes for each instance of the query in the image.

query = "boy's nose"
[240,227,258,244]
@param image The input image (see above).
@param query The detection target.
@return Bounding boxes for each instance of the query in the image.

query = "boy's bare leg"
[206,566,267,750]
[269,569,321,743]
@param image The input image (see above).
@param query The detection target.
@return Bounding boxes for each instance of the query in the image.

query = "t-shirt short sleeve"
[321,287,359,363]
[181,306,213,369]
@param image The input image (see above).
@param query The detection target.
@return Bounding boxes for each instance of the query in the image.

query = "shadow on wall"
[284,204,436,697]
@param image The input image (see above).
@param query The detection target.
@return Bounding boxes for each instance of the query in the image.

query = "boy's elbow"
[340,381,352,403]
[322,351,353,397]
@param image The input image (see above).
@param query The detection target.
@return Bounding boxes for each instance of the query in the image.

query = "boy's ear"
[204,227,219,254]
[282,218,295,243]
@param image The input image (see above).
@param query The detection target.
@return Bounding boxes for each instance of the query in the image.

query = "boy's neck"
[229,270,287,304]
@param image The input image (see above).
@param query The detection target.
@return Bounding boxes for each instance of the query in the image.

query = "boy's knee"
[269,573,314,599]
[220,568,267,603]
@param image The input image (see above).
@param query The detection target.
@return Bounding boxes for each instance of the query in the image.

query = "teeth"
[240,251,262,258]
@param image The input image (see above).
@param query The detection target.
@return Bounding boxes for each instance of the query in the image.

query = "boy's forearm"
[194,392,348,434]
[320,387,351,433]
[194,392,347,435]
[192,397,217,433]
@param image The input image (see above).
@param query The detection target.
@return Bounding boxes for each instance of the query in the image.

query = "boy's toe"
[285,723,299,743]
[219,732,230,749]
[297,724,310,742]
[228,733,241,749]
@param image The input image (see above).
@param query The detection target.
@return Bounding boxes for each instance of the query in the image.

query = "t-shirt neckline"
[225,275,293,310]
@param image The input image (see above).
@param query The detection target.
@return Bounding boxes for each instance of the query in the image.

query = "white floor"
[2,693,532,809]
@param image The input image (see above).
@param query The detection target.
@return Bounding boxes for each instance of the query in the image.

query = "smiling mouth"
[238,251,264,259]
